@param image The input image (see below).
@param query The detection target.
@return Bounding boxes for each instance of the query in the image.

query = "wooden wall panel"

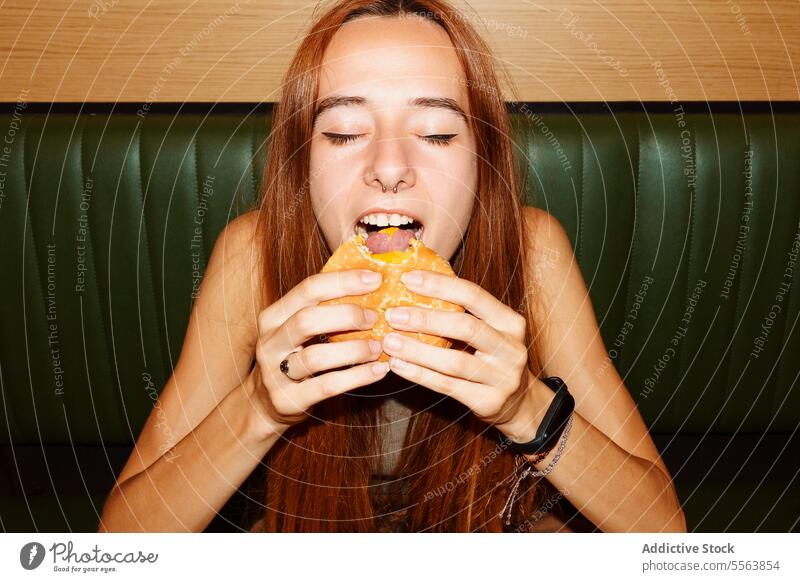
[0,0,798,103]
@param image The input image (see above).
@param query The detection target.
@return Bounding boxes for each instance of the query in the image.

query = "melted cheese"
[370,250,409,263]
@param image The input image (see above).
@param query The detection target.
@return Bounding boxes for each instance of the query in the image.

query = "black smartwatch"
[497,376,575,456]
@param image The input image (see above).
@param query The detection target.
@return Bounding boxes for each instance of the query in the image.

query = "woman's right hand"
[244,269,389,438]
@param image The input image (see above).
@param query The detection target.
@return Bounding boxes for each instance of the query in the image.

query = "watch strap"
[498,376,575,456]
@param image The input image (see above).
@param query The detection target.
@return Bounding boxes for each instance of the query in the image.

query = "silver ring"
[279,349,301,379]
[380,182,399,193]
[279,356,292,377]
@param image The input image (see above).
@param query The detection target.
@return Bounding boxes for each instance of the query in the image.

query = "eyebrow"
[312,94,469,126]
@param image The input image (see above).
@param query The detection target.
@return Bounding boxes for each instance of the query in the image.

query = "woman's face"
[309,15,478,261]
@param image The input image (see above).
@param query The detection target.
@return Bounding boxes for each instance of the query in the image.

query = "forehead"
[317,15,469,112]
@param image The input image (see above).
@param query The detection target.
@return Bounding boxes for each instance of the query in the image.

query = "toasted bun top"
[320,229,464,315]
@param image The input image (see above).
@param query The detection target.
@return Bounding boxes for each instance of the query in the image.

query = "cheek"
[309,173,355,250]
[309,183,339,242]
[431,192,475,260]
[420,145,477,195]
[310,143,357,198]
[421,151,476,240]
[451,197,475,237]
[310,151,345,212]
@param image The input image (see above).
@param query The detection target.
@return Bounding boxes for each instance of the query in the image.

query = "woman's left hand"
[381,269,540,441]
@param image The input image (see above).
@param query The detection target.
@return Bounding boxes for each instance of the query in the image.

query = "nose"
[363,130,415,194]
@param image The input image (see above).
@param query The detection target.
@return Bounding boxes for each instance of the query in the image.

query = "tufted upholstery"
[0,103,798,532]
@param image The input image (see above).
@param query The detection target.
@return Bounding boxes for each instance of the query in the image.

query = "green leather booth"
[1,102,798,532]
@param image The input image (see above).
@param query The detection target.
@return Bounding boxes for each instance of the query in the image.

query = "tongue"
[365,227,413,254]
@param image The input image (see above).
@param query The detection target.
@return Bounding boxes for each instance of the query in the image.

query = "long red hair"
[248,0,558,532]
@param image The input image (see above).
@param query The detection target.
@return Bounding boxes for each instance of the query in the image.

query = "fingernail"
[386,308,409,323]
[384,333,402,350]
[402,271,423,287]
[390,357,406,369]
[368,340,381,354]
[363,309,377,325]
[372,361,389,375]
[361,271,381,285]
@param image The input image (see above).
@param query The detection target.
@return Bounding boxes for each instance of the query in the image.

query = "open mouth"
[354,212,424,241]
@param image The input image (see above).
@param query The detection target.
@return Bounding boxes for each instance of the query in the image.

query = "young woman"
[99,0,685,533]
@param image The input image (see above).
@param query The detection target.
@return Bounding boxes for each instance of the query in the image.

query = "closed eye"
[421,134,457,146]
[322,132,365,145]
[322,133,457,146]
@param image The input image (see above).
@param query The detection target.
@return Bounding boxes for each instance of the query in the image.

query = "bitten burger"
[320,226,464,362]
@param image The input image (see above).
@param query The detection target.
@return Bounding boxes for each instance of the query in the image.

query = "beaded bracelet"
[498,414,574,526]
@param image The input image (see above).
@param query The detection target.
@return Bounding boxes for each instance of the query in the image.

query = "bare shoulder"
[522,205,572,250]
[522,204,559,232]
[521,206,575,288]
[520,205,579,340]
[199,210,264,328]
[213,210,261,269]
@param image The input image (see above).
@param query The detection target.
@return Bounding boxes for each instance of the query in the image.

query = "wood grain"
[0,0,797,102]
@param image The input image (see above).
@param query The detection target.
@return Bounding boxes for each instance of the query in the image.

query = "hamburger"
[320,224,464,362]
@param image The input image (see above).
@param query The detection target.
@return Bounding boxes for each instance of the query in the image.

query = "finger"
[290,360,390,409]
[283,339,382,380]
[258,270,382,336]
[386,356,491,415]
[385,307,523,360]
[277,303,378,351]
[382,332,498,385]
[400,270,526,341]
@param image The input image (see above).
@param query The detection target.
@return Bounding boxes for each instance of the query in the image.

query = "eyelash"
[322,133,457,146]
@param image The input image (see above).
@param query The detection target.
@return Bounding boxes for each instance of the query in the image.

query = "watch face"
[541,391,575,447]
[555,392,575,428]
[502,379,575,455]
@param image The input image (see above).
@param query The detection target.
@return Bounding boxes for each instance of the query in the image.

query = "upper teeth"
[359,213,415,227]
